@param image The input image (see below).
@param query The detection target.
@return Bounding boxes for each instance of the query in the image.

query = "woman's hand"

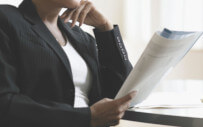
[60,0,113,31]
[90,91,136,127]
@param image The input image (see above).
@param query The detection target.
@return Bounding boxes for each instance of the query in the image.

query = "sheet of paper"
[115,29,203,107]
[134,92,203,109]
[159,28,195,39]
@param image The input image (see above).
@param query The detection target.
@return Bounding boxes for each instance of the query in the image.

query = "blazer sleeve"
[0,27,91,127]
[93,25,133,98]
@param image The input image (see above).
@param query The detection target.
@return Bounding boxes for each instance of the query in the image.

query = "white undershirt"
[62,39,92,108]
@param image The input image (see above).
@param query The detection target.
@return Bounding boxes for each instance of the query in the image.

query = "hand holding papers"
[115,29,203,107]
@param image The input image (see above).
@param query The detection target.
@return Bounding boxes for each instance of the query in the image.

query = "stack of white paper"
[115,28,203,107]
[134,92,203,109]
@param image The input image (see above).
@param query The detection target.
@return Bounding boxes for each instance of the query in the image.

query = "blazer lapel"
[31,22,74,79]
[60,22,101,99]
[19,0,73,80]
[58,19,98,82]
[18,0,99,88]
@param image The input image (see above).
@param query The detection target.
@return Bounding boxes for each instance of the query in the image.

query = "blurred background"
[1,0,203,105]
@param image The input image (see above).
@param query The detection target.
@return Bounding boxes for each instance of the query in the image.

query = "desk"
[113,107,203,127]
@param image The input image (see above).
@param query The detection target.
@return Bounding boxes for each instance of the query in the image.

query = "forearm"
[94,25,132,73]
[93,25,133,98]
[94,20,113,32]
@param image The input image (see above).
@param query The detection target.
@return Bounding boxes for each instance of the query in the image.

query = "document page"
[115,29,203,107]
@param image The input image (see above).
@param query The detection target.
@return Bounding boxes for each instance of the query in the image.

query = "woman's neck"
[32,0,62,27]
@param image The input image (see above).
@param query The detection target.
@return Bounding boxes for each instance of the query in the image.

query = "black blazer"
[0,0,132,127]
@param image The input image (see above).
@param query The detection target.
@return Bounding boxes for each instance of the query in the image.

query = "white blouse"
[62,39,92,108]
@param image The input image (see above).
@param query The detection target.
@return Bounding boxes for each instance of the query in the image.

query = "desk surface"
[122,107,203,127]
[132,107,203,118]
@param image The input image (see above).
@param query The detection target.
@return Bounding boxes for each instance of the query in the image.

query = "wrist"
[95,20,113,32]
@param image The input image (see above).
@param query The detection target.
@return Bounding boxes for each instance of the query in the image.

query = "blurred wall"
[167,50,203,80]
[92,0,125,36]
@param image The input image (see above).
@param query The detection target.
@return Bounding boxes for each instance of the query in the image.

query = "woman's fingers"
[112,91,136,115]
[61,9,69,19]
[63,10,75,23]
[90,93,133,127]
[108,120,120,126]
[108,111,124,126]
[70,1,86,27]
[60,9,75,23]
[116,91,136,106]
[106,92,136,126]
[78,2,92,27]
[60,0,93,27]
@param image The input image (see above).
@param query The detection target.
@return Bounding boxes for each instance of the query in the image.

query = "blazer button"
[117,36,121,42]
[118,43,122,48]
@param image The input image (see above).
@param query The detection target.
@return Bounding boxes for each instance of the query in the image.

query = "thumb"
[116,91,136,105]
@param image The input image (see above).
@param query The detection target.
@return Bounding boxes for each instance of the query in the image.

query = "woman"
[0,0,136,126]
